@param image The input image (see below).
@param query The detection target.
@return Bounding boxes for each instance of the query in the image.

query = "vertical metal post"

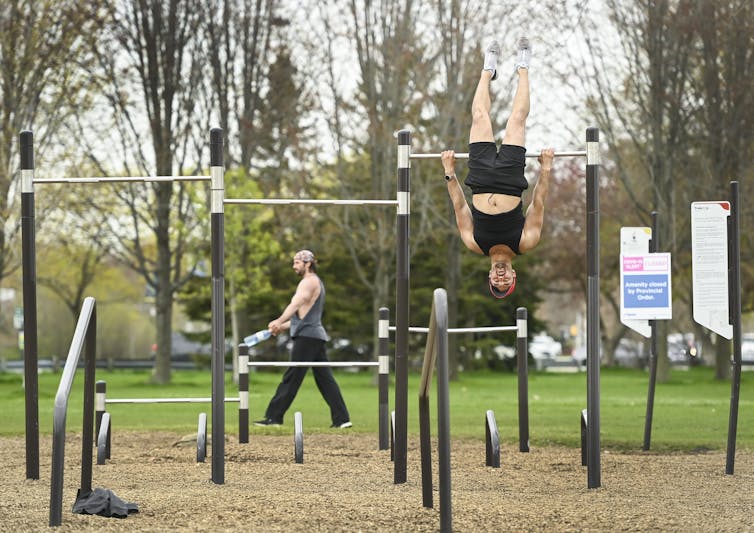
[726,181,741,475]
[643,211,659,450]
[434,289,451,533]
[585,127,601,488]
[394,129,410,484]
[210,127,225,484]
[419,393,433,508]
[378,307,390,450]
[80,306,96,495]
[20,130,39,480]
[95,380,106,444]
[516,307,529,452]
[238,344,249,444]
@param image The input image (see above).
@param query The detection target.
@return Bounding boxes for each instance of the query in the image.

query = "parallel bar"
[389,325,517,334]
[33,175,209,184]
[95,381,106,448]
[106,397,240,404]
[50,298,96,526]
[79,304,97,496]
[435,289,452,532]
[248,361,378,368]
[410,150,587,159]
[419,295,439,509]
[238,344,249,444]
[225,198,398,206]
[516,307,530,452]
[378,307,390,450]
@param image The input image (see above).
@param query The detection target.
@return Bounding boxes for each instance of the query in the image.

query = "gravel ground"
[3,431,754,532]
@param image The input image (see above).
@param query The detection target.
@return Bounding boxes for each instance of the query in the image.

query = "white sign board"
[691,201,732,339]
[619,228,652,337]
[620,253,672,321]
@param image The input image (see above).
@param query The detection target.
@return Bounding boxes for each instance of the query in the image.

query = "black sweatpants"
[264,336,350,425]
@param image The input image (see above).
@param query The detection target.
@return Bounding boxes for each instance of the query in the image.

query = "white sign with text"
[691,201,732,339]
[619,227,652,337]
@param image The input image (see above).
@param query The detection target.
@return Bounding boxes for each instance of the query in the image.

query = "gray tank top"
[290,279,327,340]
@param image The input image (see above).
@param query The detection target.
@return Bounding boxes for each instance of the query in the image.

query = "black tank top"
[471,202,525,256]
[290,279,328,340]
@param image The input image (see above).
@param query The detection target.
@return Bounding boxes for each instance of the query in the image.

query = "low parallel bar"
[410,150,586,159]
[105,397,240,404]
[248,361,379,368]
[34,176,210,184]
[224,198,398,206]
[389,325,517,334]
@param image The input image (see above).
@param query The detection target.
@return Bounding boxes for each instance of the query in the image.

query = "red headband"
[489,275,516,299]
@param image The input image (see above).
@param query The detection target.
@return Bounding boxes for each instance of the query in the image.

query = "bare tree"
[304,0,433,354]
[85,1,209,384]
[576,1,699,381]
[0,1,99,297]
[687,1,754,378]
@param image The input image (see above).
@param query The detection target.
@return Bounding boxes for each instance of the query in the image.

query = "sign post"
[691,188,741,475]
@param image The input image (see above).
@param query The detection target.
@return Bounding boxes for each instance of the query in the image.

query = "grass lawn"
[1,366,751,452]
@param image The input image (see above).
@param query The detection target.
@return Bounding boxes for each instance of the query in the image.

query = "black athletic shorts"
[464,142,528,196]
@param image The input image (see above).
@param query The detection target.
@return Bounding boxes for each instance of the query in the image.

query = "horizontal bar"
[34,175,210,184]
[106,397,239,404]
[410,150,587,159]
[389,325,518,334]
[225,198,398,206]
[248,361,379,367]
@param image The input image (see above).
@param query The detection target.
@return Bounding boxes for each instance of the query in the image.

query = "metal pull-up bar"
[224,198,398,206]
[410,150,587,159]
[388,325,517,334]
[33,175,210,184]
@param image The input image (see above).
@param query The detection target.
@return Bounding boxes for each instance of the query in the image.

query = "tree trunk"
[152,282,173,384]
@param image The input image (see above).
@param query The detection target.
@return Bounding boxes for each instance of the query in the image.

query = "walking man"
[441,38,555,298]
[255,250,351,428]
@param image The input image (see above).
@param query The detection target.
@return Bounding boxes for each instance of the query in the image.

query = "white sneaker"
[483,40,500,80]
[515,37,531,71]
[331,421,352,429]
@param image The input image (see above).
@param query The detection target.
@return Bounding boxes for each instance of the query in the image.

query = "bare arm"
[268,277,317,334]
[442,150,483,254]
[520,148,554,253]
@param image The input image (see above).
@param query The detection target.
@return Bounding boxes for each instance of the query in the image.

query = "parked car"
[741,333,754,365]
[529,334,562,370]
[571,343,604,368]
[614,338,646,368]
[329,338,372,367]
[493,344,516,361]
[667,333,701,366]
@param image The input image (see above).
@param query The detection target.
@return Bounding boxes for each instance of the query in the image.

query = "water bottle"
[244,329,271,347]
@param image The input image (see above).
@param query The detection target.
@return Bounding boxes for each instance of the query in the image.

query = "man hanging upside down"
[441,37,554,298]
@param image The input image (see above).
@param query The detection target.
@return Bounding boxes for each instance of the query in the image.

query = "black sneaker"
[254,418,282,427]
[330,421,352,429]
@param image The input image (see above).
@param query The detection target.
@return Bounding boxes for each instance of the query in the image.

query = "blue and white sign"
[620,253,672,321]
